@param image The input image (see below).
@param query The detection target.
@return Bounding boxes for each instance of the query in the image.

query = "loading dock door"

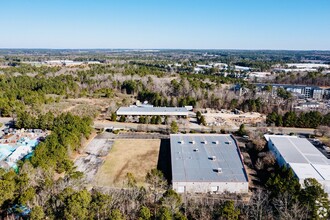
[177,186,185,193]
[211,186,218,192]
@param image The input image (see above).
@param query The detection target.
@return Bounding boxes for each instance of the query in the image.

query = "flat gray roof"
[265,135,330,193]
[266,135,330,165]
[170,134,248,183]
[117,106,189,116]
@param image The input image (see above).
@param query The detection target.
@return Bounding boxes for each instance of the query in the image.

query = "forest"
[1,55,329,121]
[272,71,330,87]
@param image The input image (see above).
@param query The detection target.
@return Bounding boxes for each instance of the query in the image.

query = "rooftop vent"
[189,140,195,144]
[209,156,216,161]
[202,141,207,144]
[225,141,232,144]
[178,140,184,144]
[193,148,199,152]
[212,141,219,144]
[213,168,222,173]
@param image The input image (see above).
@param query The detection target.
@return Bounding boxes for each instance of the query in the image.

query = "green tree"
[266,166,301,199]
[138,206,152,220]
[109,209,125,220]
[30,206,45,220]
[139,116,146,124]
[119,115,126,122]
[216,201,240,220]
[0,169,17,207]
[111,112,117,121]
[263,85,272,92]
[283,111,297,127]
[266,112,279,126]
[200,115,207,126]
[163,116,168,125]
[157,206,172,220]
[156,115,162,125]
[151,116,157,124]
[277,115,283,127]
[300,178,330,219]
[196,111,206,126]
[121,80,137,94]
[237,124,247,136]
[89,191,112,220]
[170,121,179,134]
[174,212,187,220]
[161,189,182,214]
[63,189,92,220]
[277,88,292,99]
[230,99,238,109]
[196,111,202,119]
[18,187,36,205]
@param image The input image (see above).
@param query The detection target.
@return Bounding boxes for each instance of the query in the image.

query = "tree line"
[266,111,330,128]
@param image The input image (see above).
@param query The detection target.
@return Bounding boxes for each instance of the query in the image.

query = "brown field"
[93,139,161,187]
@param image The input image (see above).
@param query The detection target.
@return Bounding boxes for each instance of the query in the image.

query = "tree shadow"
[157,138,172,185]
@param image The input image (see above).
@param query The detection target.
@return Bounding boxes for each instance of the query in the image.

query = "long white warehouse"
[116,106,190,116]
[265,135,330,194]
[170,134,249,194]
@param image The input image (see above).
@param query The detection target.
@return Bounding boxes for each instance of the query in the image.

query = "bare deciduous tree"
[247,189,272,220]
[273,192,309,220]
[316,126,330,137]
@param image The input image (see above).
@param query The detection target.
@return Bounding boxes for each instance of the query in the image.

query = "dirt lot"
[93,139,161,187]
[202,109,266,129]
[42,93,134,118]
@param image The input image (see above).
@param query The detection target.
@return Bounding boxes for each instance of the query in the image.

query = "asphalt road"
[93,120,316,135]
[0,117,12,125]
[97,132,169,139]
[0,117,315,136]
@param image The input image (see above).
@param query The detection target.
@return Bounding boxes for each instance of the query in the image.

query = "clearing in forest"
[94,139,161,187]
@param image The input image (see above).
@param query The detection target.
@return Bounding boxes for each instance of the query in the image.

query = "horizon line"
[0,47,330,52]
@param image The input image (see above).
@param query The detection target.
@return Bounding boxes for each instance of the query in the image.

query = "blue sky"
[0,0,329,50]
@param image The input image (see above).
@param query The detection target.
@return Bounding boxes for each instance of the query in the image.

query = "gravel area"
[75,137,114,182]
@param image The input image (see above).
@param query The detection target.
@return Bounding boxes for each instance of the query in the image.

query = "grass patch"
[94,139,161,187]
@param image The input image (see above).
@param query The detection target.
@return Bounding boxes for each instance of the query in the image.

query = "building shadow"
[157,139,172,184]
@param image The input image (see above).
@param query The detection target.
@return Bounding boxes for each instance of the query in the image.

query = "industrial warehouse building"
[170,134,249,194]
[116,106,190,117]
[265,135,330,194]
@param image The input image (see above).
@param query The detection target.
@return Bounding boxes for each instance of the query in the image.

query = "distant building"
[313,88,323,99]
[45,60,84,66]
[249,72,271,79]
[265,135,330,194]
[273,63,330,73]
[255,83,324,100]
[298,102,320,109]
[234,65,250,71]
[23,60,101,66]
[324,89,330,99]
[170,134,249,194]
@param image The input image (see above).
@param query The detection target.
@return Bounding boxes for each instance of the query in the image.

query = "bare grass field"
[94,139,161,187]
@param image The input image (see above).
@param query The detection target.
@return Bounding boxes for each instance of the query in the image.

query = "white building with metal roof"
[265,135,330,194]
[170,134,249,194]
[116,106,190,117]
